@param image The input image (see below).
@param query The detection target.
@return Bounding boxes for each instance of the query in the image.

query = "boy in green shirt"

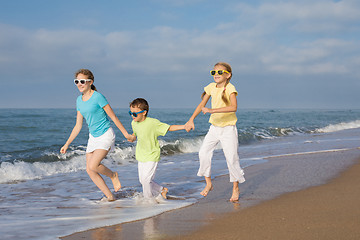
[129,98,185,201]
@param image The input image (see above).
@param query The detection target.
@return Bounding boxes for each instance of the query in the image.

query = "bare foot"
[108,196,116,202]
[111,172,121,192]
[229,188,240,202]
[161,187,168,199]
[200,184,213,197]
[101,195,116,202]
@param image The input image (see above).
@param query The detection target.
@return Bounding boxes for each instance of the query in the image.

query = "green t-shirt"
[131,117,170,162]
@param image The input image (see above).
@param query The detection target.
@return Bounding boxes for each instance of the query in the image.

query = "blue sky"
[1,0,359,109]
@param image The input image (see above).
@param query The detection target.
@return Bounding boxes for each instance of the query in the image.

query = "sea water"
[1,108,360,240]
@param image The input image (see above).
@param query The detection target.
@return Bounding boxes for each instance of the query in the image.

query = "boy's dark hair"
[130,98,149,116]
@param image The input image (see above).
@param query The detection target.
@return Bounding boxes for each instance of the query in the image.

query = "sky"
[0,0,360,109]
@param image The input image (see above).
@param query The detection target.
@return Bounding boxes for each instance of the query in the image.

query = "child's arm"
[60,111,83,154]
[168,125,185,132]
[103,104,133,141]
[185,93,211,131]
[202,92,237,114]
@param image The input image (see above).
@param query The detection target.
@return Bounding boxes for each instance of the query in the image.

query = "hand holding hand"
[184,121,195,132]
[127,134,136,142]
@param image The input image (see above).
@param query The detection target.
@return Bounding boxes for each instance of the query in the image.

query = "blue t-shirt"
[76,91,111,137]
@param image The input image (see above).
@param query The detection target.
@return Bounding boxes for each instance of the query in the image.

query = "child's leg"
[150,180,163,197]
[221,125,245,183]
[200,176,213,197]
[86,149,119,200]
[161,187,168,199]
[198,125,219,178]
[198,126,219,196]
[138,161,163,199]
[220,125,245,201]
[230,181,240,202]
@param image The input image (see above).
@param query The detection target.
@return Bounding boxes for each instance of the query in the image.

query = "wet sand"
[175,154,360,240]
[61,147,360,240]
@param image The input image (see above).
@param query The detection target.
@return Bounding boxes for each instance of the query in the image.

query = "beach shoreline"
[61,147,360,240]
[176,155,360,240]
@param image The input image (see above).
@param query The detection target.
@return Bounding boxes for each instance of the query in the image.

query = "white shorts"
[86,127,115,153]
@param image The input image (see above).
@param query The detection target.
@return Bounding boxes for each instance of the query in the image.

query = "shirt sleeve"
[204,83,213,95]
[155,119,170,137]
[97,92,109,108]
[76,96,81,111]
[226,84,238,96]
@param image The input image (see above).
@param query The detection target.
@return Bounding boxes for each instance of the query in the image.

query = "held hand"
[185,121,195,132]
[127,134,136,142]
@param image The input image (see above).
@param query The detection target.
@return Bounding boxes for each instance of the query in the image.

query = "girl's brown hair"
[202,62,232,105]
[75,69,97,91]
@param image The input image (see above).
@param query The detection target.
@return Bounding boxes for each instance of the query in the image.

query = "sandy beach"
[176,156,360,240]
[61,147,360,240]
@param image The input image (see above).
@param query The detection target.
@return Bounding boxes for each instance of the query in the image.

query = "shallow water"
[1,108,360,239]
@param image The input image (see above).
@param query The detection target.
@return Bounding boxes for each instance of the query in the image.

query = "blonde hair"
[75,69,97,91]
[202,62,232,105]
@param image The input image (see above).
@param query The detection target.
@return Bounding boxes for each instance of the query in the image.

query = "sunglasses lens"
[74,79,88,84]
[128,111,137,117]
[210,70,225,75]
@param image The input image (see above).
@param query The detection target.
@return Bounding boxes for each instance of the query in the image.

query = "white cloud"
[1,0,360,83]
[260,38,358,75]
[232,0,360,34]
[1,1,360,108]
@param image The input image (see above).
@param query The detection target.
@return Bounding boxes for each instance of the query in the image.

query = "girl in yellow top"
[185,62,245,202]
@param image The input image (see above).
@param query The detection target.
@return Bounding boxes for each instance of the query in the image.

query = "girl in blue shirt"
[60,69,135,201]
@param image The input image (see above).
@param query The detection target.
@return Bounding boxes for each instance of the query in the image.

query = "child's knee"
[139,177,151,185]
[86,167,95,176]
[86,164,98,175]
[199,148,209,159]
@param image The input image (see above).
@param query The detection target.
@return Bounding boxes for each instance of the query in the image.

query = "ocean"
[1,108,360,239]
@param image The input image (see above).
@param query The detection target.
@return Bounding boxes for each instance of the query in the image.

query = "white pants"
[138,161,163,199]
[198,125,245,183]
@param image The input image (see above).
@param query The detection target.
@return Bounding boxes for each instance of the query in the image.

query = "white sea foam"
[177,137,206,153]
[0,138,204,184]
[264,147,353,159]
[315,120,360,133]
[0,155,86,183]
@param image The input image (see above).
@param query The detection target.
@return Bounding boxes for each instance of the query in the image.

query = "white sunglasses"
[74,79,92,85]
